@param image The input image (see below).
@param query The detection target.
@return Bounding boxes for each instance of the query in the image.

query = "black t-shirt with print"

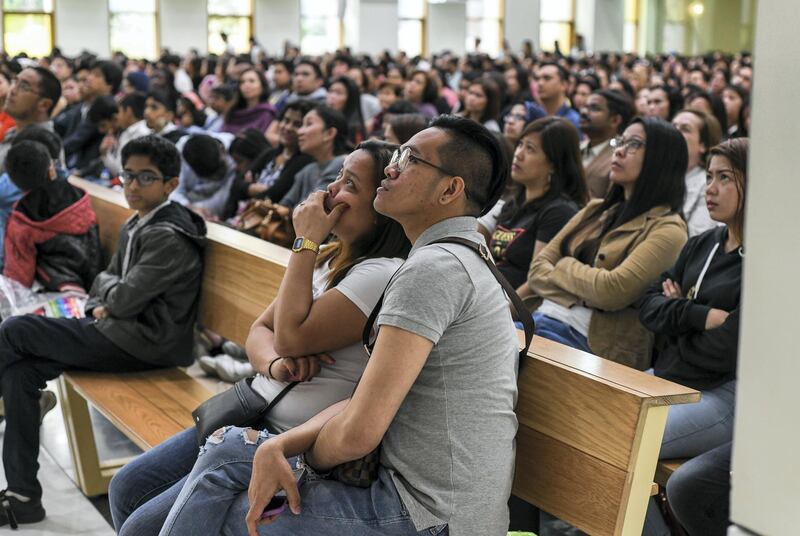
[490,196,579,288]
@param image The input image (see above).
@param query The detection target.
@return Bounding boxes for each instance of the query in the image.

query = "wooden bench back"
[73,177,699,536]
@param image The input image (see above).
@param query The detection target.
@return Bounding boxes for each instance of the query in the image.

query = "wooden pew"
[60,178,700,535]
[59,178,289,496]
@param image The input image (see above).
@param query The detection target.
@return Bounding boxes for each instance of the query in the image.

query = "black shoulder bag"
[329,237,535,487]
[192,376,299,446]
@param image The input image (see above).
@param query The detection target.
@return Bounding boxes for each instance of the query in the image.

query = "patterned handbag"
[329,237,535,488]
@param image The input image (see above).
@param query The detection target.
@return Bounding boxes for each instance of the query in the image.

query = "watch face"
[292,237,304,251]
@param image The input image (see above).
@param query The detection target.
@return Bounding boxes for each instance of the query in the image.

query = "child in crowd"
[0,135,206,528]
[171,133,237,220]
[204,84,235,133]
[72,95,118,177]
[144,90,184,144]
[101,92,151,177]
[3,139,101,293]
[0,127,66,271]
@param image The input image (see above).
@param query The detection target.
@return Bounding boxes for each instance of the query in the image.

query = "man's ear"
[39,98,54,118]
[164,176,180,196]
[48,162,57,181]
[439,175,467,207]
[609,114,622,132]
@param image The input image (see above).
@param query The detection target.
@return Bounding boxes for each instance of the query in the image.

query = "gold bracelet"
[267,357,283,380]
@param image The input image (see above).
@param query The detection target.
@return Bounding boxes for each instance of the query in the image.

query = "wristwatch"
[292,236,320,254]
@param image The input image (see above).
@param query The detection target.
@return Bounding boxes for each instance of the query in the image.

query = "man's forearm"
[305,410,368,470]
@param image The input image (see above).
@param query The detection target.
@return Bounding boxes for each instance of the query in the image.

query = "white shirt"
[683,165,721,237]
[538,299,593,337]
[251,256,403,433]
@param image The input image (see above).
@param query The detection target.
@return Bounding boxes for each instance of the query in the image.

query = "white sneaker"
[221,341,248,361]
[213,354,254,383]
[39,390,57,424]
[198,355,220,377]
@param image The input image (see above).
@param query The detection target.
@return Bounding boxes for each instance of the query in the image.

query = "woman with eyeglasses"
[639,138,747,536]
[526,117,689,370]
[109,141,411,536]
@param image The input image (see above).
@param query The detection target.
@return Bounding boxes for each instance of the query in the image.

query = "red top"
[0,112,16,142]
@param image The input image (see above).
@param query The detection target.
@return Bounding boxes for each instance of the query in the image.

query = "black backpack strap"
[361,237,535,364]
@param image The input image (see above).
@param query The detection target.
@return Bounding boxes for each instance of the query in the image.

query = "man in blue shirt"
[531,62,581,131]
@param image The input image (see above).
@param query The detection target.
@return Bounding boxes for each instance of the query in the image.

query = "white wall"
[427,2,467,56]
[54,0,110,57]
[729,0,799,534]
[504,0,539,55]
[255,0,301,56]
[159,0,209,56]
[355,0,398,55]
[575,0,624,52]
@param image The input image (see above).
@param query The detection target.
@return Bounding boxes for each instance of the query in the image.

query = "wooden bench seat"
[655,459,689,487]
[60,177,700,535]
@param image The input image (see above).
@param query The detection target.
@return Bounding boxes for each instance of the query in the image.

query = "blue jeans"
[159,425,448,536]
[642,377,736,536]
[659,378,736,459]
[532,313,591,353]
[109,427,199,535]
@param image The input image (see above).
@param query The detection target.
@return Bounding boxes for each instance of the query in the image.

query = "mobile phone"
[261,467,307,518]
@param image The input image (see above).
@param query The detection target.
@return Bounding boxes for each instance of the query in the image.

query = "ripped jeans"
[158,426,447,536]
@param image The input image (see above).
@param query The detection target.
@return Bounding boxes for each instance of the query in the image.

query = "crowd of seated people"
[0,43,754,535]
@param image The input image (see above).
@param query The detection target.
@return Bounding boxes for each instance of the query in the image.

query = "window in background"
[208,0,252,55]
[539,0,573,53]
[398,0,425,57]
[3,0,53,57]
[466,0,503,57]
[300,0,340,56]
[623,0,640,53]
[109,0,158,60]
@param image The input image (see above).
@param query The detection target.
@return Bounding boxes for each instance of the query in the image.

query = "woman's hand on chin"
[292,191,346,244]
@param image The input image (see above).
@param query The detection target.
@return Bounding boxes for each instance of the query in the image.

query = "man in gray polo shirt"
[229,116,520,536]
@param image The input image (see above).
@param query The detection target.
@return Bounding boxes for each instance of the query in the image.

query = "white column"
[729,1,799,534]
[427,1,467,56]
[592,0,624,51]
[504,0,539,55]
[575,0,624,52]
[55,0,110,57]
[159,0,209,56]
[254,0,301,56]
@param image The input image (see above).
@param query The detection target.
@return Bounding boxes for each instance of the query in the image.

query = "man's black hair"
[539,61,570,82]
[182,134,227,178]
[296,58,323,80]
[280,98,314,119]
[147,89,177,113]
[689,66,710,82]
[88,95,119,124]
[119,91,147,119]
[594,89,634,133]
[209,83,236,101]
[274,59,294,74]
[161,54,181,68]
[91,60,123,94]
[386,99,418,115]
[31,67,61,114]
[229,128,270,161]
[6,141,52,191]
[429,115,507,217]
[12,125,62,159]
[121,134,181,178]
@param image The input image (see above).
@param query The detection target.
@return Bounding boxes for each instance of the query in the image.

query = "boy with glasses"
[0,135,206,528]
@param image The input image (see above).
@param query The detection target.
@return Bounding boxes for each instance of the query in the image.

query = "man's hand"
[272,354,335,382]
[705,308,730,330]
[245,441,301,535]
[92,306,108,320]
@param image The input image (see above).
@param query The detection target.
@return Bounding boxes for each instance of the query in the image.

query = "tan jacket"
[527,199,688,369]
[582,141,614,199]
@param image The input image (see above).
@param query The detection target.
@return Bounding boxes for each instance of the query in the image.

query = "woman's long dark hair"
[724,84,749,137]
[328,76,367,145]
[227,67,269,119]
[471,77,502,125]
[560,117,687,262]
[310,104,352,156]
[500,117,588,222]
[317,140,411,288]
